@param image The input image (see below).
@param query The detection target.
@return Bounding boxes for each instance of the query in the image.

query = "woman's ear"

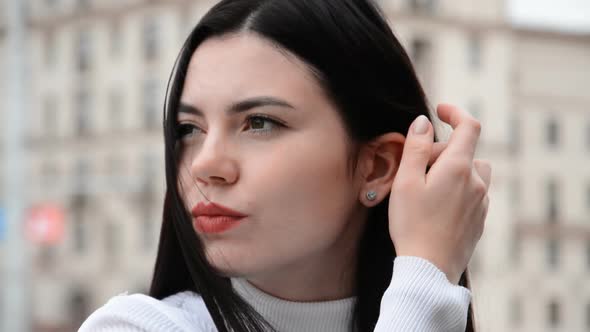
[358,132,406,207]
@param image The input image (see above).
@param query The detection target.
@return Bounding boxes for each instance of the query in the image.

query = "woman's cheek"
[265,141,349,208]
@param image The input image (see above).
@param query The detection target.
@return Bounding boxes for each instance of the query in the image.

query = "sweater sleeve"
[77,293,214,332]
[374,256,472,332]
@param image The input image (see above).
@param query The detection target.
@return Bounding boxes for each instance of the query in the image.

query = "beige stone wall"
[509,29,590,332]
[24,1,212,328]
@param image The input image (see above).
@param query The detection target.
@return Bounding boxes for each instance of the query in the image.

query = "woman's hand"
[388,104,491,285]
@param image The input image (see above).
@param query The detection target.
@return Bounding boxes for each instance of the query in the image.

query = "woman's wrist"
[396,252,461,285]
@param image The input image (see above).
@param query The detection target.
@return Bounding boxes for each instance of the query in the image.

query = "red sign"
[26,204,65,245]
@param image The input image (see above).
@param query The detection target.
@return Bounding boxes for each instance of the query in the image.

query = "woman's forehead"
[180,33,323,109]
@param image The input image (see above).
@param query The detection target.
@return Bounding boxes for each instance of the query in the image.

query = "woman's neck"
[231,277,357,332]
[239,212,366,302]
[243,255,358,302]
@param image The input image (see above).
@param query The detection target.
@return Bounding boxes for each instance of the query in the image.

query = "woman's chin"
[209,262,257,279]
[205,252,258,277]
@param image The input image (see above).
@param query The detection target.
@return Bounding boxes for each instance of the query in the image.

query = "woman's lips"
[191,202,247,234]
[193,215,245,234]
[191,202,247,218]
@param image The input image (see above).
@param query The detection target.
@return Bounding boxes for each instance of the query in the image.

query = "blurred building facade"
[0,0,588,331]
[0,0,7,324]
[507,27,590,331]
[22,0,202,330]
[380,1,590,332]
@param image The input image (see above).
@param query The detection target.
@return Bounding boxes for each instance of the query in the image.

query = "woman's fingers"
[397,115,434,183]
[389,104,491,285]
[428,142,448,166]
[436,104,481,162]
[473,159,492,191]
[475,194,490,240]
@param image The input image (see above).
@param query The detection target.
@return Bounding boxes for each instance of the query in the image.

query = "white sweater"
[79,256,471,331]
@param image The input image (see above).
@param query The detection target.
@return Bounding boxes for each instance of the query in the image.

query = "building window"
[45,0,59,8]
[69,289,90,330]
[547,238,559,269]
[410,38,430,68]
[75,159,90,196]
[36,246,57,270]
[44,30,56,67]
[142,79,160,130]
[108,90,123,132]
[546,118,559,147]
[510,295,522,326]
[510,177,520,210]
[106,155,124,189]
[141,209,156,251]
[510,231,521,265]
[142,17,159,62]
[75,90,92,136]
[467,33,482,71]
[547,179,558,222]
[408,0,435,13]
[109,19,122,57]
[104,221,119,266]
[139,153,159,251]
[76,29,91,72]
[509,114,520,155]
[71,193,88,253]
[410,38,432,91]
[548,299,560,327]
[43,94,58,137]
[76,0,91,10]
[41,161,58,189]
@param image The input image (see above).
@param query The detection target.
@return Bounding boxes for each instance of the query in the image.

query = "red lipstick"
[191,202,247,234]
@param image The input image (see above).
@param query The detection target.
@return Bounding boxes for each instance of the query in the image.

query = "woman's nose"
[189,138,239,186]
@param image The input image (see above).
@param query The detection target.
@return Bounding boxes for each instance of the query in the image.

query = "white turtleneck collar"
[79,257,473,332]
[230,277,357,332]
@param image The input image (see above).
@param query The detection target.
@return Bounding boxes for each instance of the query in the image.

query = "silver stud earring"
[366,190,377,201]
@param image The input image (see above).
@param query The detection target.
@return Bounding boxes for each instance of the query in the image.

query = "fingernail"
[413,115,429,135]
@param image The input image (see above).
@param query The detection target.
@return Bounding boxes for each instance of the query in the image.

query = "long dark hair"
[149,0,477,331]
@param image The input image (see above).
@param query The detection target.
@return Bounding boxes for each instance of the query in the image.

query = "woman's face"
[177,33,368,283]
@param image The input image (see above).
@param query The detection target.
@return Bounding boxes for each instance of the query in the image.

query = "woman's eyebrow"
[178,96,296,116]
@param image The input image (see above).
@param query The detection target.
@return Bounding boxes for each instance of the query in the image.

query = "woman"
[80,0,490,331]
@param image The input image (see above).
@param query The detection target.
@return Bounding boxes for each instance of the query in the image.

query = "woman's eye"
[245,115,283,135]
[176,123,203,140]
